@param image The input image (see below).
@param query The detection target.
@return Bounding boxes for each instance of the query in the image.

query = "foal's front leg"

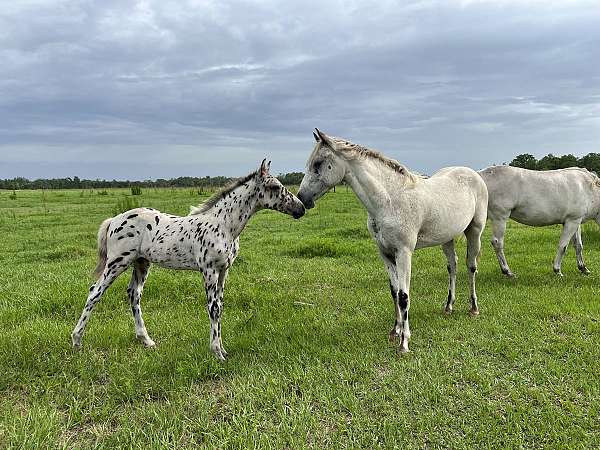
[202,268,226,361]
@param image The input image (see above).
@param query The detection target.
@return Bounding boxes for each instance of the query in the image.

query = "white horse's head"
[297,129,347,209]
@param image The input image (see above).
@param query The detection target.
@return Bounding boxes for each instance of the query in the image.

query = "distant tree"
[557,154,578,169]
[509,154,538,170]
[577,153,600,174]
[537,154,561,170]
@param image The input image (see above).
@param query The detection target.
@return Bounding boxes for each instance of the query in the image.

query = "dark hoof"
[388,330,399,343]
[579,266,591,275]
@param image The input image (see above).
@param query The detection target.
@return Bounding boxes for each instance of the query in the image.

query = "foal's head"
[256,159,305,219]
[297,129,347,209]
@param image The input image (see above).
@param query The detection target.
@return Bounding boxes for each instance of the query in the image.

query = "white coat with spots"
[297,130,488,353]
[71,160,305,360]
[479,165,600,277]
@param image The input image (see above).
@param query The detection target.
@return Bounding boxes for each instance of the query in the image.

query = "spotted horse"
[71,160,305,360]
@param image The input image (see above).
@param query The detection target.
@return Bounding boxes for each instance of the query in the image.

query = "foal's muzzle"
[292,204,306,219]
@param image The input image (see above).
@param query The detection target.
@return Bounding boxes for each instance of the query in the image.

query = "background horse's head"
[297,129,347,209]
[256,159,305,219]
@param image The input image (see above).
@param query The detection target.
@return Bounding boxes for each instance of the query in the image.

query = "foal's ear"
[259,158,270,177]
[313,131,320,142]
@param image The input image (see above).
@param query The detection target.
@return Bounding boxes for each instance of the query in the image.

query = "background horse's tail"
[93,218,112,279]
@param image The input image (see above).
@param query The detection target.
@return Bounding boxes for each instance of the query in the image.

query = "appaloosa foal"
[72,160,305,360]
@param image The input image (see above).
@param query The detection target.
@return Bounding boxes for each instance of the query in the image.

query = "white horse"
[297,129,488,353]
[479,165,600,277]
[72,160,305,360]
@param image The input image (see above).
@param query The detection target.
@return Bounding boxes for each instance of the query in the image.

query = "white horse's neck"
[343,158,398,217]
[208,179,262,238]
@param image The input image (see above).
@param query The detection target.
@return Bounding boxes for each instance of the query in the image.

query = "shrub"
[113,196,141,216]
[131,186,142,195]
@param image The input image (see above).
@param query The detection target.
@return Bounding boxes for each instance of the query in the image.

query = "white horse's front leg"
[379,251,400,343]
[395,248,413,353]
[203,268,226,361]
[571,225,590,274]
[554,220,581,276]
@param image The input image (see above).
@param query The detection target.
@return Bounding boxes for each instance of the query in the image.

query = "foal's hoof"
[553,269,564,277]
[579,266,591,275]
[143,339,156,348]
[444,306,453,315]
[469,308,480,316]
[502,269,516,278]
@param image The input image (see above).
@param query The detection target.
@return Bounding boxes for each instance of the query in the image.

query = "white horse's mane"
[312,137,426,185]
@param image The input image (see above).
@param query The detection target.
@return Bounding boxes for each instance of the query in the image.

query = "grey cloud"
[1,0,599,179]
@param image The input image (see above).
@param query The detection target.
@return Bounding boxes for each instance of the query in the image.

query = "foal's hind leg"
[571,225,590,275]
[441,240,458,314]
[72,256,134,348]
[490,217,514,277]
[464,223,483,315]
[127,258,155,347]
[553,219,581,276]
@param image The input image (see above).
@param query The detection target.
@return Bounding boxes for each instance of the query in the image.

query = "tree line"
[509,153,600,173]
[0,172,306,190]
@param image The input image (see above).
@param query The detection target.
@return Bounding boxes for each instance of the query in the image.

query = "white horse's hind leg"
[395,248,412,353]
[553,219,581,276]
[464,223,483,315]
[571,225,590,274]
[490,217,514,277]
[72,257,133,348]
[127,258,155,347]
[441,240,457,314]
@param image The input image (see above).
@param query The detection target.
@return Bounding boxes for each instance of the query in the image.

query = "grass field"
[1,187,599,448]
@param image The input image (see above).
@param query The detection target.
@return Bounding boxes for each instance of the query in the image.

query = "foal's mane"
[315,137,425,184]
[189,171,257,215]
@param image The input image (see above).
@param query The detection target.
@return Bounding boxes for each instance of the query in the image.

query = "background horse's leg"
[553,219,581,276]
[571,225,590,274]
[395,248,412,353]
[464,222,483,315]
[490,216,514,277]
[203,268,226,361]
[127,258,154,347]
[72,256,134,348]
[441,240,457,314]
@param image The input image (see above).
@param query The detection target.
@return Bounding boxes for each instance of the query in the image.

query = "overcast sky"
[1,0,599,180]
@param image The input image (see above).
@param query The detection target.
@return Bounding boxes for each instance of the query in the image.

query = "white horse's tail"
[93,218,112,279]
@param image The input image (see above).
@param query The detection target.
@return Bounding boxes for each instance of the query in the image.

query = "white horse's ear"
[315,128,334,149]
[267,160,272,171]
[259,158,269,177]
[313,131,320,142]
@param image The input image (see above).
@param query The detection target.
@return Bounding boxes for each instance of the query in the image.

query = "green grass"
[0,187,599,448]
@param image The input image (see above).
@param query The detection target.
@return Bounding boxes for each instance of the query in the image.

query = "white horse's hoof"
[554,269,564,277]
[469,308,480,316]
[444,306,453,315]
[397,346,410,355]
[143,339,156,348]
[388,329,400,343]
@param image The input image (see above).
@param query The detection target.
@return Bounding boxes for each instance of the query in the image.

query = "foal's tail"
[93,217,112,279]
